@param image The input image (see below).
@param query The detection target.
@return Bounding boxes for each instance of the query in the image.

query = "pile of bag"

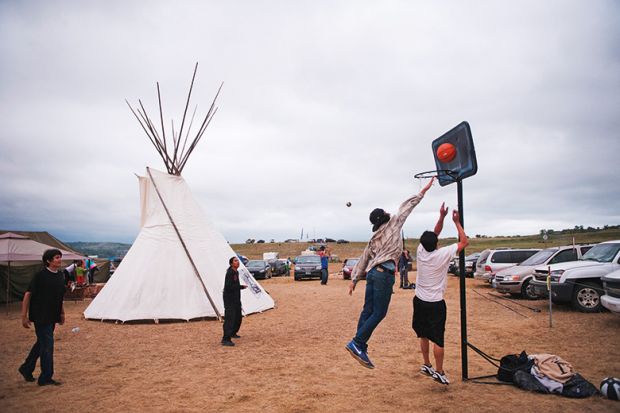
[498,351,598,398]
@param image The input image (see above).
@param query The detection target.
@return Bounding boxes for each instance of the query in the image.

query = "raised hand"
[440,202,449,218]
[452,210,461,223]
[420,177,435,195]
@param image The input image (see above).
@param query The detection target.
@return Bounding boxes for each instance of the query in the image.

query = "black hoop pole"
[458,178,468,380]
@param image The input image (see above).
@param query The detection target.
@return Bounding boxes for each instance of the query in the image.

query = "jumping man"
[346,178,434,368]
[413,203,469,385]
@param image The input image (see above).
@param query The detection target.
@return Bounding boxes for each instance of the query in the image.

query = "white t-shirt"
[415,243,459,302]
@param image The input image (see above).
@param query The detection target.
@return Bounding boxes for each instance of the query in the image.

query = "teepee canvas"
[84,64,274,322]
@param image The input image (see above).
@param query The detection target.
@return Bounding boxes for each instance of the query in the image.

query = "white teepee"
[84,64,274,322]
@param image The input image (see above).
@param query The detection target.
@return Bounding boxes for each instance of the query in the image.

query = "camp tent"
[0,232,85,306]
[84,64,274,322]
[84,169,275,322]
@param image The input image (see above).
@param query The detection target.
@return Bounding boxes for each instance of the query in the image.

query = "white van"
[474,248,541,282]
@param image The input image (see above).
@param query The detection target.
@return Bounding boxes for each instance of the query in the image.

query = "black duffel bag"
[498,351,534,383]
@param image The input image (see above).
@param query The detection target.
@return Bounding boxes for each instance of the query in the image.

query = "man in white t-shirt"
[413,203,468,385]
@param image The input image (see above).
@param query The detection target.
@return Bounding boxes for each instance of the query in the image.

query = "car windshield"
[247,260,265,268]
[465,253,479,261]
[519,248,557,266]
[346,259,359,267]
[296,256,320,264]
[580,243,620,263]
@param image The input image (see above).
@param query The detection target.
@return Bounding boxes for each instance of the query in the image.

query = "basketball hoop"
[414,169,458,180]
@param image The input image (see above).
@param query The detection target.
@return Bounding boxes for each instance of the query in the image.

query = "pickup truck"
[530,240,620,312]
[601,268,620,314]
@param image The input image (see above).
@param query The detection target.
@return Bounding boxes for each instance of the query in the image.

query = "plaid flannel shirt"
[352,192,424,283]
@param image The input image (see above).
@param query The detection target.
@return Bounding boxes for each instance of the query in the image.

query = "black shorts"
[412,296,447,347]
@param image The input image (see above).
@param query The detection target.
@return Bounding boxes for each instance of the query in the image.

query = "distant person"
[63,260,79,285]
[413,203,468,385]
[75,261,86,285]
[222,256,247,347]
[345,178,435,369]
[398,249,412,289]
[18,249,66,386]
[87,259,99,284]
[318,246,331,285]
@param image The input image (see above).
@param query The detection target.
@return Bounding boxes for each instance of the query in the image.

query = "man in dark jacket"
[19,249,66,386]
[222,256,247,347]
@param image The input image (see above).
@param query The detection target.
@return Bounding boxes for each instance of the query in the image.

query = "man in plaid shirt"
[345,178,434,369]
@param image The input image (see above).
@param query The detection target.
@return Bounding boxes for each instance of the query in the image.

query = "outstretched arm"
[393,177,435,228]
[434,202,448,236]
[452,211,469,253]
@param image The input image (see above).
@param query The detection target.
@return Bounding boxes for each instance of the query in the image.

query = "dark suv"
[294,255,322,281]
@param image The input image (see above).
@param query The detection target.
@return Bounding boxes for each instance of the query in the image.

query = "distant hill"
[66,242,131,259]
[232,227,620,261]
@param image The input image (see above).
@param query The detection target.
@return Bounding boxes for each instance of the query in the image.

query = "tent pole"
[146,167,222,321]
[6,261,10,315]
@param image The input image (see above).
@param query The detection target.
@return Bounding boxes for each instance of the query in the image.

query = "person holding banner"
[222,256,247,347]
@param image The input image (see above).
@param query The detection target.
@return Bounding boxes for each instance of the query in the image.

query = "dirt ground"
[1,270,619,413]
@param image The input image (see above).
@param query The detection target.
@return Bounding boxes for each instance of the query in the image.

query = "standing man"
[413,203,468,385]
[222,256,247,347]
[19,249,67,386]
[398,249,412,289]
[318,246,330,285]
[345,178,434,369]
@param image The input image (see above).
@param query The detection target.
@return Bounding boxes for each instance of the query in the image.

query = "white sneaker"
[432,370,450,385]
[420,364,436,377]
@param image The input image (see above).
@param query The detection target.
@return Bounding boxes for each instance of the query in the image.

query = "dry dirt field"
[1,270,619,413]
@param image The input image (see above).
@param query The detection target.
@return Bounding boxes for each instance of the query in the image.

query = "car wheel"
[521,279,538,300]
[571,282,603,312]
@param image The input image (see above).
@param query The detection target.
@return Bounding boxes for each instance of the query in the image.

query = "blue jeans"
[22,323,55,384]
[321,268,328,284]
[353,266,395,351]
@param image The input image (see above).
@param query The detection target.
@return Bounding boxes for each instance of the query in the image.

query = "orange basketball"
[436,143,457,163]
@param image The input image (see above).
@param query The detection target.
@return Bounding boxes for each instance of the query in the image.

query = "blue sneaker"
[345,341,375,369]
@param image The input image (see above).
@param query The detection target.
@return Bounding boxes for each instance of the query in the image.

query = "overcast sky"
[1,1,618,244]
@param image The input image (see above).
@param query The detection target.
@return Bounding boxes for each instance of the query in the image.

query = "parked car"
[271,259,289,276]
[325,238,336,243]
[337,239,350,244]
[257,240,265,244]
[246,260,272,280]
[530,240,620,312]
[474,248,541,282]
[294,255,322,280]
[236,253,249,266]
[494,245,593,299]
[601,268,620,314]
[449,252,480,277]
[342,257,360,280]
